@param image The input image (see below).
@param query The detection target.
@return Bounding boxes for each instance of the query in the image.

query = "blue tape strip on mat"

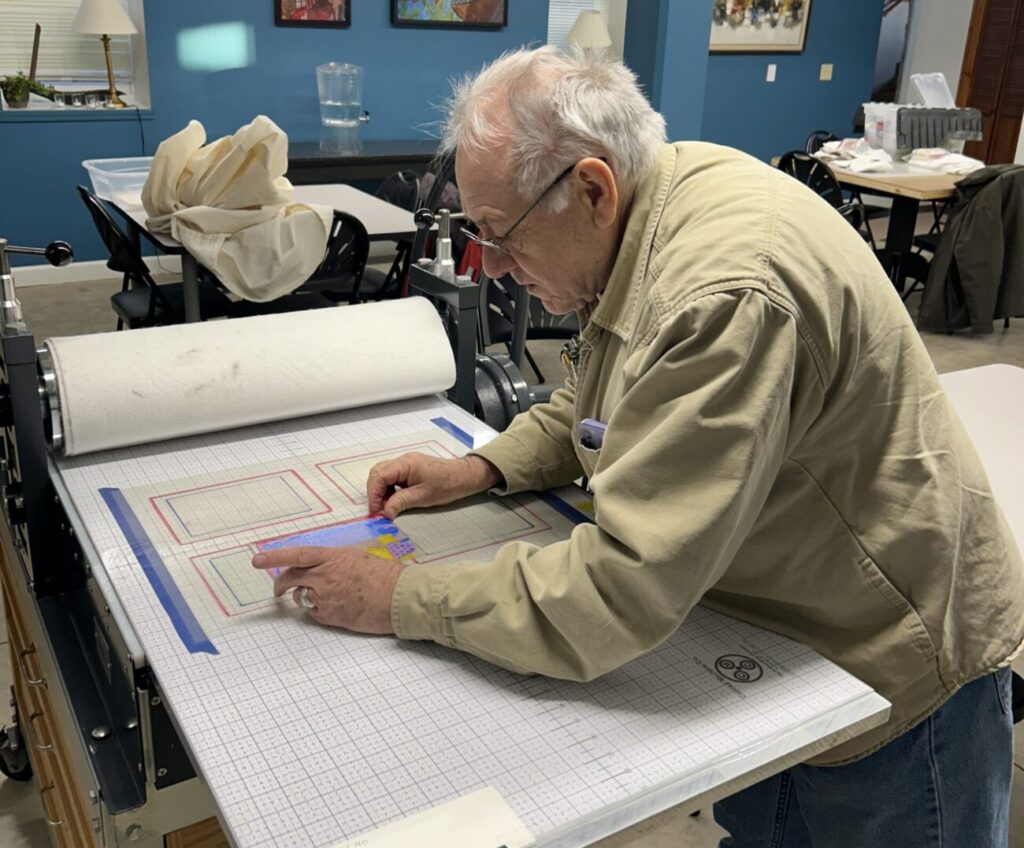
[539,492,593,526]
[100,488,217,655]
[430,416,474,448]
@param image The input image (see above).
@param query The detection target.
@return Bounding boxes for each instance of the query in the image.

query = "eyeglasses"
[461,161,579,256]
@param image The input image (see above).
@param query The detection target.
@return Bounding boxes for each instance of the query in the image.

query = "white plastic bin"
[862,102,901,156]
[82,156,153,209]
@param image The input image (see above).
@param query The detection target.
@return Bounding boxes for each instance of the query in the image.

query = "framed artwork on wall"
[391,0,508,29]
[275,0,350,28]
[709,0,811,53]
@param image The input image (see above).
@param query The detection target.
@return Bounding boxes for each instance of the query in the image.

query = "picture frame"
[275,0,350,29]
[709,0,811,54]
[391,0,508,30]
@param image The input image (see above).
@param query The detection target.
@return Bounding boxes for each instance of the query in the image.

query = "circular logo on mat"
[714,654,763,683]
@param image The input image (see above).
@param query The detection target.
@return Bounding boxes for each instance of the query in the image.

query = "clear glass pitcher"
[316,62,369,128]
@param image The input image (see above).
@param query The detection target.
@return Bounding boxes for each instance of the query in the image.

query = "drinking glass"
[85,94,99,109]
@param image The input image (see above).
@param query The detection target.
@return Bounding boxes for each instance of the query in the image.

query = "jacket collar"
[585,143,677,342]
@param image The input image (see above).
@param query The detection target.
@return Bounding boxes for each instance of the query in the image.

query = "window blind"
[547,0,611,48]
[0,0,133,80]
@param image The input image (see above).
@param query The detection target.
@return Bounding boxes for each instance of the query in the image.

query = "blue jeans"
[714,668,1014,847]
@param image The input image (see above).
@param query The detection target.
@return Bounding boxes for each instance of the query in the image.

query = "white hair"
[441,46,667,211]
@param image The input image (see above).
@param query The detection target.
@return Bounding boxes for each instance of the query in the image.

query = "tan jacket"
[392,143,1024,763]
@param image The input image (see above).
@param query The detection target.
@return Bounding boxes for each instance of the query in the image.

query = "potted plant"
[1,72,55,109]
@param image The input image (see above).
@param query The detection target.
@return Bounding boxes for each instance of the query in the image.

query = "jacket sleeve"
[953,196,1004,333]
[392,289,819,680]
[469,378,584,494]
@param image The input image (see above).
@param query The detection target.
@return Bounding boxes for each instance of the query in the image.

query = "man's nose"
[481,245,516,279]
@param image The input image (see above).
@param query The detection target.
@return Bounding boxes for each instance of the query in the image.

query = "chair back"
[307,211,370,304]
[805,130,838,155]
[837,200,866,233]
[76,185,177,320]
[375,170,420,212]
[420,150,457,213]
[776,151,845,208]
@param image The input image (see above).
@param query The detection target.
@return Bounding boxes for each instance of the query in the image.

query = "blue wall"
[701,0,884,162]
[0,1,549,265]
[624,0,711,141]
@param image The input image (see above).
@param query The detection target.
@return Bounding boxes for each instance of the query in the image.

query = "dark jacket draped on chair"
[919,164,1024,334]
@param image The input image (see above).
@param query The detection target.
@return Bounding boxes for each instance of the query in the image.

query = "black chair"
[76,185,233,330]
[836,200,866,233]
[376,169,420,211]
[227,210,370,315]
[804,129,837,155]
[803,131,886,249]
[777,151,845,208]
[305,210,373,304]
[776,152,874,246]
[478,274,578,384]
[363,170,421,299]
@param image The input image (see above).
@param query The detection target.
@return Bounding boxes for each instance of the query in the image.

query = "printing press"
[0,228,890,848]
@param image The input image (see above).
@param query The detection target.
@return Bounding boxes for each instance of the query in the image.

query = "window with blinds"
[547,0,611,48]
[0,0,133,81]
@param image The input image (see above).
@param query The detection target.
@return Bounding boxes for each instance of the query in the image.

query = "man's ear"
[576,157,618,229]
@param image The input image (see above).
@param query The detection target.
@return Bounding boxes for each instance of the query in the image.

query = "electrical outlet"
[766,63,777,83]
[819,63,833,82]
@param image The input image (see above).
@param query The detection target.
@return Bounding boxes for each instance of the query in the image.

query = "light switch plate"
[766,63,777,83]
[819,63,833,82]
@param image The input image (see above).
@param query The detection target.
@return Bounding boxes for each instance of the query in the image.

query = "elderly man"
[255,48,1023,845]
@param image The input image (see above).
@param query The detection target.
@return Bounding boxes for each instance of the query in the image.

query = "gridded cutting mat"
[56,395,888,848]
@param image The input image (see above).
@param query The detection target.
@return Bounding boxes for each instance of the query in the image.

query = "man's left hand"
[252,547,402,634]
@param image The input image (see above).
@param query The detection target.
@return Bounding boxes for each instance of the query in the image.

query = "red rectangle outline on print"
[189,543,277,618]
[313,440,458,505]
[409,495,553,564]
[150,470,332,546]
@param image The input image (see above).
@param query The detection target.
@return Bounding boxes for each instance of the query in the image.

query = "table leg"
[181,255,202,322]
[881,196,921,294]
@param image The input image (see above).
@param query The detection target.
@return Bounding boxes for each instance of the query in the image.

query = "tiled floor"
[1,267,1023,847]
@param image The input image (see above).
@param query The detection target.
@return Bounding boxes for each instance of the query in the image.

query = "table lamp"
[567,10,612,51]
[71,0,137,108]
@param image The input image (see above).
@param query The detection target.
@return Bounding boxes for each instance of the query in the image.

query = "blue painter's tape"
[100,488,217,655]
[539,491,593,526]
[430,416,474,448]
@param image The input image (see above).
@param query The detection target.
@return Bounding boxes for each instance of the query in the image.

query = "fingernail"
[252,554,267,567]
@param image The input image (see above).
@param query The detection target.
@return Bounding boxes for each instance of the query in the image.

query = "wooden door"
[958,0,1024,163]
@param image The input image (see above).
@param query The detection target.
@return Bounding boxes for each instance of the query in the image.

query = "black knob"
[45,241,74,267]
[413,208,435,230]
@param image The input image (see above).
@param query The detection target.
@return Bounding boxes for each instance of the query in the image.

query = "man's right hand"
[366,453,504,519]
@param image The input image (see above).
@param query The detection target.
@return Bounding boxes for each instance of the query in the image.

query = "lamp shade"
[567,10,611,49]
[71,0,137,35]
